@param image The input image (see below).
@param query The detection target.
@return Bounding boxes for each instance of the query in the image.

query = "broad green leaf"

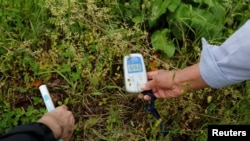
[168,2,226,40]
[148,0,171,28]
[150,29,175,57]
[204,0,215,7]
[168,0,181,12]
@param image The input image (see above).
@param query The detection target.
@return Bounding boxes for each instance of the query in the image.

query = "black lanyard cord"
[142,90,168,136]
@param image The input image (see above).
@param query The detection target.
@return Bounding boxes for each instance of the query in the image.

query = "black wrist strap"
[142,90,168,136]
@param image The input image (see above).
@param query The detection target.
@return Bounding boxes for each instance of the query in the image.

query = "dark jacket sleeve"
[0,122,57,141]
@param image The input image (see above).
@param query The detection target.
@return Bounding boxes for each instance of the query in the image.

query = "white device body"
[123,53,148,93]
[39,85,55,112]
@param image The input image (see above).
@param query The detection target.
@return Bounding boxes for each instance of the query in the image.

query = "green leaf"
[193,0,203,4]
[132,16,144,24]
[150,29,175,57]
[148,0,171,28]
[168,2,226,40]
[0,47,7,55]
[84,117,100,130]
[64,98,69,104]
[168,0,181,12]
[33,97,43,105]
[204,0,216,7]
[61,64,71,72]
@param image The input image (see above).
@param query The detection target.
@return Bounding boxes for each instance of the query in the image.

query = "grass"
[0,0,250,141]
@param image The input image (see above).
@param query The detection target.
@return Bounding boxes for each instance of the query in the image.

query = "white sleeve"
[199,20,250,88]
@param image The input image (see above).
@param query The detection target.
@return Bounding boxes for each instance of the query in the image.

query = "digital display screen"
[127,57,143,73]
[128,64,142,72]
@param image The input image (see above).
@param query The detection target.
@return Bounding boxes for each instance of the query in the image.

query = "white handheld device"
[39,84,55,112]
[123,53,148,93]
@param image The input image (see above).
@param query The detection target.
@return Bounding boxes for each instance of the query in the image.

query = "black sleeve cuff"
[0,122,57,141]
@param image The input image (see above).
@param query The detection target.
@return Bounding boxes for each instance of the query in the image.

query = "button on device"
[43,95,49,101]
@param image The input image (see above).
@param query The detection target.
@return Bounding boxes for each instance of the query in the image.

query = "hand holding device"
[123,53,167,136]
[39,85,63,141]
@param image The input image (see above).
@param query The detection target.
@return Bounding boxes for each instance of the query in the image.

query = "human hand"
[138,70,183,100]
[37,105,75,141]
[138,64,208,100]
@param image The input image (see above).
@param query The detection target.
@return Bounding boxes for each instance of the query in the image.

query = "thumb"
[140,80,156,91]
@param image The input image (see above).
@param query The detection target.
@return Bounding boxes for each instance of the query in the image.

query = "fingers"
[58,105,68,110]
[138,70,159,100]
[147,71,158,80]
[138,70,183,100]
[140,80,157,91]
[138,94,151,100]
[60,107,75,141]
[141,70,160,91]
[62,120,74,141]
[138,88,173,100]
[37,103,75,141]
[70,113,75,124]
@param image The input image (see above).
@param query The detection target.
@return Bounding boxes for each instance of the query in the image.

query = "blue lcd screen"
[127,57,143,73]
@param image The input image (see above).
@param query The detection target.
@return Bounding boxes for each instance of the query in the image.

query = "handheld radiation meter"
[123,53,148,93]
[123,54,168,136]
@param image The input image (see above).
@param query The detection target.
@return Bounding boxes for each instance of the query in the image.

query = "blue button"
[43,95,49,101]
